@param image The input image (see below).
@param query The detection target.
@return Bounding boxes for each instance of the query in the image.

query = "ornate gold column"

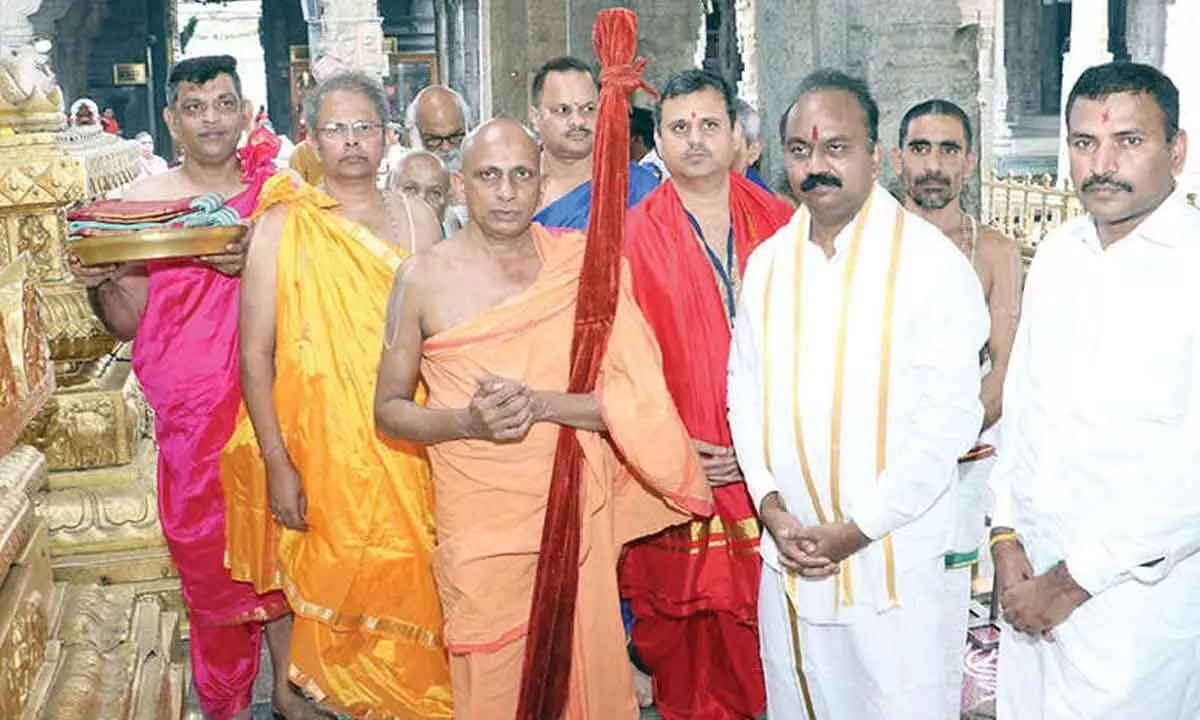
[0,14,185,713]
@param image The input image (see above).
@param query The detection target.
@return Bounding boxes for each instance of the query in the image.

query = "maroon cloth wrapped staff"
[514,8,656,719]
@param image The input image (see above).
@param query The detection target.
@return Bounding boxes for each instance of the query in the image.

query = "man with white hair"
[405,85,472,169]
[406,86,472,227]
[733,98,771,192]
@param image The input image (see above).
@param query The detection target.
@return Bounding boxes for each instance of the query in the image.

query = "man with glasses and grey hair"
[405,85,472,169]
[223,70,449,718]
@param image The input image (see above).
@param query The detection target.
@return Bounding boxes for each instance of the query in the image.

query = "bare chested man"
[391,149,457,235]
[224,71,449,717]
[893,98,1023,718]
[66,55,316,720]
[373,118,709,718]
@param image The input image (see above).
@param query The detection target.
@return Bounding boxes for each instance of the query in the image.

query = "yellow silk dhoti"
[221,175,451,718]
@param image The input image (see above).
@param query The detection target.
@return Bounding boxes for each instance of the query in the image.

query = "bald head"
[460,119,539,170]
[407,86,470,156]
[454,119,542,239]
[395,150,451,219]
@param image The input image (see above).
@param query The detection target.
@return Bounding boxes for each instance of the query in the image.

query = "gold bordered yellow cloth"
[756,189,907,622]
[220,173,452,718]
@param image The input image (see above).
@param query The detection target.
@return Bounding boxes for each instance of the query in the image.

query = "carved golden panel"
[20,358,144,472]
[0,259,53,456]
[46,437,153,491]
[34,281,116,362]
[0,525,53,720]
[0,211,71,284]
[39,479,165,557]
[50,545,178,587]
[0,491,34,589]
[0,445,48,496]
[0,148,86,208]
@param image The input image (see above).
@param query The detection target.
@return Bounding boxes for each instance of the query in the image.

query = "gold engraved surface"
[20,358,143,471]
[35,282,116,362]
[0,491,35,589]
[0,445,49,496]
[50,546,178,587]
[0,525,53,719]
[39,480,165,557]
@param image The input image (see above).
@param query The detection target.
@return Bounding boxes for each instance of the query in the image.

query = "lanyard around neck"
[686,213,737,322]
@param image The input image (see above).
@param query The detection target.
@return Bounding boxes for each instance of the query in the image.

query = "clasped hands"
[759,494,870,579]
[992,534,1090,640]
[463,374,546,442]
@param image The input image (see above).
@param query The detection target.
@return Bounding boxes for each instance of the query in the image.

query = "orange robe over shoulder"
[221,175,451,719]
[421,224,712,719]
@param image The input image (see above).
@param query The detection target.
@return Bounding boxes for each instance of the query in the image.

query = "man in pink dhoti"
[67,55,319,720]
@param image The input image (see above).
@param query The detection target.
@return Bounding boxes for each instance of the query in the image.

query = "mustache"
[684,145,711,157]
[566,127,592,137]
[1081,173,1134,193]
[800,173,843,192]
[915,172,952,186]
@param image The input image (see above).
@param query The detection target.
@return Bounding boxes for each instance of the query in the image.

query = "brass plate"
[71,225,245,266]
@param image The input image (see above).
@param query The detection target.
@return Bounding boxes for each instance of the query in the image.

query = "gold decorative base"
[36,282,116,363]
[51,546,178,587]
[0,522,53,719]
[21,357,146,472]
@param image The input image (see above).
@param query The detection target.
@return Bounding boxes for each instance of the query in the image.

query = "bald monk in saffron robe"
[374,119,713,718]
[221,72,451,717]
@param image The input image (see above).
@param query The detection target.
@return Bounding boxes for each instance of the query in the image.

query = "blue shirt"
[533,163,660,229]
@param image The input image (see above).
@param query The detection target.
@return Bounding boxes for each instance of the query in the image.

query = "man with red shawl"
[622,69,794,720]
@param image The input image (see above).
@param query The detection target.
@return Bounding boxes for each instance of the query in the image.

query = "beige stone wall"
[749,0,981,202]
[485,0,702,119]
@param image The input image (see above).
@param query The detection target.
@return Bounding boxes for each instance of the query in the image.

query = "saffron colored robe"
[131,173,289,720]
[221,176,452,718]
[420,224,713,719]
[621,173,794,720]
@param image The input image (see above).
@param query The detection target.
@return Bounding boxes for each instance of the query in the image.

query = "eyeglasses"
[317,120,383,140]
[423,130,466,150]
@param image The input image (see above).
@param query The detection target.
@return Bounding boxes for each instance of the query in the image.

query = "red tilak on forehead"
[1101,109,1110,124]
[810,125,819,142]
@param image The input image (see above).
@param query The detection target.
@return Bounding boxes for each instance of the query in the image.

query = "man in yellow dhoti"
[373,118,713,719]
[220,72,450,718]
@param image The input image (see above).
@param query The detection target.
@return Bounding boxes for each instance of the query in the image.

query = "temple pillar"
[305,0,388,80]
[1163,0,1200,196]
[1056,0,1111,185]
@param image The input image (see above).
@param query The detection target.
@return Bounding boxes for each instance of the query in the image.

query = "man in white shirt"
[728,69,988,719]
[990,61,1200,720]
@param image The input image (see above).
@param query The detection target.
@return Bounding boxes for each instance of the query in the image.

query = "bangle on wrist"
[261,444,286,461]
[989,531,1019,548]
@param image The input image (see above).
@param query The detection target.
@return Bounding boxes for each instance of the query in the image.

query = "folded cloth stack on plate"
[67,192,240,240]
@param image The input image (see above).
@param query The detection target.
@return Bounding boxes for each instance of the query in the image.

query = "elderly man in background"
[391,149,459,236]
[733,98,770,192]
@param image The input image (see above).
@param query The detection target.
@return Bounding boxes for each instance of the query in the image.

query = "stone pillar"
[0,0,40,49]
[1056,0,1111,185]
[978,0,1009,185]
[307,0,388,80]
[1126,0,1166,66]
[1164,0,1200,197]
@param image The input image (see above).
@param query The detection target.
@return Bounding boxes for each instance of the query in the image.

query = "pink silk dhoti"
[131,174,288,720]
